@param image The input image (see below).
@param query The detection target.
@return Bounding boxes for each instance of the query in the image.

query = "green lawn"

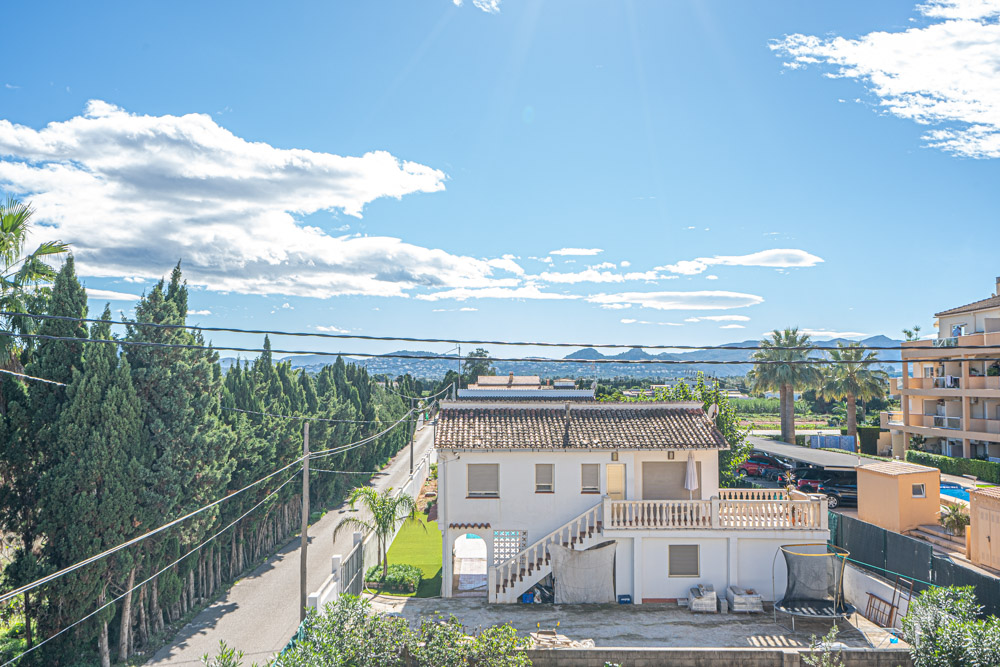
[385,514,442,597]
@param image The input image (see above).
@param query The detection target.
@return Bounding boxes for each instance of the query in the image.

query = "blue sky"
[1,0,998,359]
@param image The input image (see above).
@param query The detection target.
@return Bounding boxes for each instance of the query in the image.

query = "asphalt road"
[146,422,436,666]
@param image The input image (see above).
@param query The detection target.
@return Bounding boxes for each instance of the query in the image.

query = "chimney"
[508,371,514,387]
[995,276,1000,297]
[563,402,571,448]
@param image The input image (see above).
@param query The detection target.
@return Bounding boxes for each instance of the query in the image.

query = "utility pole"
[408,397,417,475]
[299,421,310,623]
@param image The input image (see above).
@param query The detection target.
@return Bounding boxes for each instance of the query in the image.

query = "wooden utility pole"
[409,397,417,475]
[299,421,310,622]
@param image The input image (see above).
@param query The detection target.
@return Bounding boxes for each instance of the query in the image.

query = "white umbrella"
[684,452,699,500]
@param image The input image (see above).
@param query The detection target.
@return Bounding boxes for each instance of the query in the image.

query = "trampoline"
[772,543,855,631]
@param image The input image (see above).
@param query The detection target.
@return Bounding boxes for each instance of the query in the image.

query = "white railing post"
[711,496,721,529]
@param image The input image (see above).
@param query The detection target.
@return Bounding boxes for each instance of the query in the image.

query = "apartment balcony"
[915,414,963,430]
[880,411,904,429]
[969,418,1000,436]
[967,376,1000,391]
[603,489,827,532]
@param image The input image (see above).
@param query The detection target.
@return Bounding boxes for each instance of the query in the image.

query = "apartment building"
[882,277,1000,460]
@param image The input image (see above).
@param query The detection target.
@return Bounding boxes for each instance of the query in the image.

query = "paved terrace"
[370,596,900,650]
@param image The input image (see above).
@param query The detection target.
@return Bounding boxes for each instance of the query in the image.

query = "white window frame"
[467,464,499,498]
[912,483,926,498]
[581,464,600,494]
[668,544,700,577]
[535,463,555,493]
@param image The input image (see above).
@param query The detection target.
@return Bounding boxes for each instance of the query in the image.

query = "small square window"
[669,545,700,577]
[581,464,600,493]
[912,483,926,498]
[535,464,554,493]
[468,464,499,497]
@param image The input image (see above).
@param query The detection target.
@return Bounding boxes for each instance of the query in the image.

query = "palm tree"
[747,328,822,444]
[818,343,889,441]
[333,487,417,577]
[0,197,69,410]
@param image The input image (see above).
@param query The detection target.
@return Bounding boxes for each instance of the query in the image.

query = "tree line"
[0,258,414,665]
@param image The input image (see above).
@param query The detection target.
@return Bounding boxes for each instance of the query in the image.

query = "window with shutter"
[581,464,600,493]
[668,545,700,577]
[468,464,499,497]
[535,464,554,493]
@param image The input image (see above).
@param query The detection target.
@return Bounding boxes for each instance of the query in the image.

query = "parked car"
[813,472,858,509]
[772,464,820,484]
[738,454,792,479]
[796,467,846,492]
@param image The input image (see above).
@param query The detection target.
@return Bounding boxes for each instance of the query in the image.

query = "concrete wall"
[524,647,912,667]
[858,468,939,534]
[842,563,911,630]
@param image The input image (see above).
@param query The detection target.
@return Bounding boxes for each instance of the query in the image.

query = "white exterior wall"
[439,448,722,545]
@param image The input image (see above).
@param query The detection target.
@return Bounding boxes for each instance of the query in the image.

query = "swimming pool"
[940,487,970,502]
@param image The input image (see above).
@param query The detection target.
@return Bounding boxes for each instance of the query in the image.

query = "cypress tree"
[0,256,86,649]
[39,307,144,665]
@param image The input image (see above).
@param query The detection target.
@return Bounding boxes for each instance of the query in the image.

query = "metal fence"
[829,512,1000,617]
[341,539,365,596]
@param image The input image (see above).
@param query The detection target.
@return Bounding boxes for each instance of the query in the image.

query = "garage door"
[642,461,701,500]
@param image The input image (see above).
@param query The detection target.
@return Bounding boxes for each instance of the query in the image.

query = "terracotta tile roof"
[434,401,728,450]
[470,375,541,388]
[449,522,491,530]
[935,294,1000,317]
[972,487,1000,502]
[859,461,938,476]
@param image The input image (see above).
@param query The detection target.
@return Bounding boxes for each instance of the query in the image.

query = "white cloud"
[620,260,631,267]
[416,285,579,301]
[658,249,824,275]
[473,0,501,12]
[589,261,617,270]
[705,275,719,280]
[281,302,293,310]
[86,288,140,301]
[316,325,349,333]
[537,269,625,284]
[432,307,479,312]
[587,290,764,311]
[486,256,526,275]
[720,324,746,329]
[620,318,683,326]
[600,303,633,310]
[549,247,603,256]
[770,0,1000,157]
[0,102,529,299]
[189,309,212,316]
[687,315,752,323]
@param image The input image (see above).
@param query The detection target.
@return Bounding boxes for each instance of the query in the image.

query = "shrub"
[906,450,1000,484]
[266,595,531,667]
[902,585,1000,667]
[939,504,970,537]
[365,563,422,593]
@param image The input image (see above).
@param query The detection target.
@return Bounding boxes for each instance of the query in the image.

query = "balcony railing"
[881,411,904,428]
[927,415,962,430]
[603,491,826,532]
[931,377,962,390]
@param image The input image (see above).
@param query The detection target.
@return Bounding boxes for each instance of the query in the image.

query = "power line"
[0,454,305,607]
[3,310,993,353]
[3,468,302,667]
[308,408,420,460]
[1,330,972,365]
[0,368,67,387]
[311,468,383,475]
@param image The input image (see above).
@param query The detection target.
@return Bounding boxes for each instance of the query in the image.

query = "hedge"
[365,563,423,593]
[905,450,1000,484]
[840,426,882,456]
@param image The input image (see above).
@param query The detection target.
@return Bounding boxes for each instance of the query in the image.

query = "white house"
[436,400,829,604]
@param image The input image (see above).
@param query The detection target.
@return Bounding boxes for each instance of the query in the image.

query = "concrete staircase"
[907,524,966,553]
[490,502,604,603]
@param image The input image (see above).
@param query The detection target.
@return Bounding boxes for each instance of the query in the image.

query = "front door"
[607,464,625,500]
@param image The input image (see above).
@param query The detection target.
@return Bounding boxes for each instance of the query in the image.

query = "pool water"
[940,487,970,502]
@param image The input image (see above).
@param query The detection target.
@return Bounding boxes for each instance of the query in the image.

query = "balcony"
[603,489,827,532]
[923,414,962,430]
[880,411,904,428]
[969,418,1000,436]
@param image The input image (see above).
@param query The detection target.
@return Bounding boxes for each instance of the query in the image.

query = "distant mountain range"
[220,336,903,380]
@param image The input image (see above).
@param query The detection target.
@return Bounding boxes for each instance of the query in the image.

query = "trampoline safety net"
[776,543,853,618]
